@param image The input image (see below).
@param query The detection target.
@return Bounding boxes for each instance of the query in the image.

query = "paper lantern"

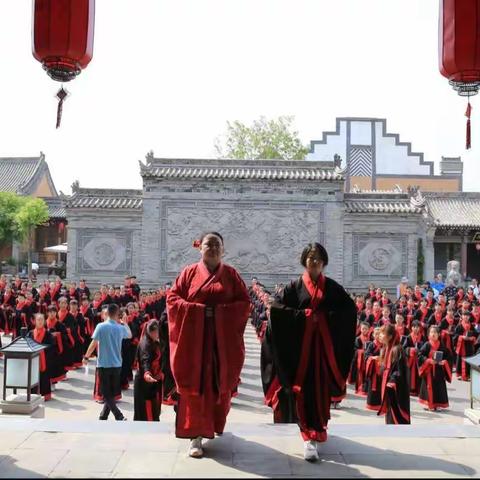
[439,0,480,148]
[32,0,95,127]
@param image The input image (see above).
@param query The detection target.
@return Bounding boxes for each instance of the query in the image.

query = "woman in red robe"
[167,232,251,458]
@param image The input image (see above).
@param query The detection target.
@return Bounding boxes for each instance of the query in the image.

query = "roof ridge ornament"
[410,188,426,209]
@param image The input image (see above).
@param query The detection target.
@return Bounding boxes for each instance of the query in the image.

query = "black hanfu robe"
[261,318,297,423]
[27,328,55,400]
[378,345,411,424]
[58,310,79,370]
[347,334,370,396]
[418,340,452,410]
[401,333,424,397]
[454,322,479,381]
[133,331,163,421]
[268,272,356,443]
[364,340,382,411]
[46,320,68,384]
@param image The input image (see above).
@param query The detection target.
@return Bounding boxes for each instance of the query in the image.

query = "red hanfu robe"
[167,261,250,439]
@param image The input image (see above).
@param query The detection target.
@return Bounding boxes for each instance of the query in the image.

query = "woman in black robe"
[134,320,163,421]
[418,326,452,411]
[266,242,357,462]
[378,324,411,425]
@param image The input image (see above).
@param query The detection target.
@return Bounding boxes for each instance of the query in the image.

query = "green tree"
[0,192,24,248]
[14,198,49,275]
[215,115,309,160]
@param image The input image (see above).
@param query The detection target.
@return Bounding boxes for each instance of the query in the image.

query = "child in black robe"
[418,326,452,411]
[348,322,371,396]
[133,320,164,421]
[401,320,424,397]
[364,327,383,411]
[454,313,479,381]
[46,305,68,384]
[439,308,457,368]
[378,324,411,424]
[27,313,55,401]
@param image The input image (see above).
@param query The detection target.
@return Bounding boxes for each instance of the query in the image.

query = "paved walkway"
[0,326,479,478]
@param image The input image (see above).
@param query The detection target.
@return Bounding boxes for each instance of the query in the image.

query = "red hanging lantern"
[32,0,95,127]
[439,0,480,149]
[58,222,65,234]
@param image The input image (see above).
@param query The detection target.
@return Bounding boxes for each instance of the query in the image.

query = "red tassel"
[55,87,68,129]
[466,100,472,150]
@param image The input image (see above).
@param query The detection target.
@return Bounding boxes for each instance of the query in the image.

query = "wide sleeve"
[214,268,251,395]
[166,267,206,396]
[269,281,307,390]
[325,280,358,381]
[138,343,153,377]
[417,342,431,375]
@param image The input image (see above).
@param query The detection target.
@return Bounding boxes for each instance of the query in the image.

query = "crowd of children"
[250,278,480,424]
[0,274,168,403]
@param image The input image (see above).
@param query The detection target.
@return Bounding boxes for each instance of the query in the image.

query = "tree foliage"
[215,116,309,160]
[0,192,24,247]
[0,194,49,272]
[15,198,50,244]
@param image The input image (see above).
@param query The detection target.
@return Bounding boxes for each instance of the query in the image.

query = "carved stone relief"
[354,234,407,278]
[77,230,132,273]
[163,204,325,275]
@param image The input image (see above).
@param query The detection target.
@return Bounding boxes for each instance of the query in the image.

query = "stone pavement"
[0,326,479,478]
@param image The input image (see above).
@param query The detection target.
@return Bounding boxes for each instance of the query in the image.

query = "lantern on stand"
[439,0,480,149]
[32,0,95,128]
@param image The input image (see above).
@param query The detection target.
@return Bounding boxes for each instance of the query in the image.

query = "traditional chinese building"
[5,118,480,290]
[0,154,66,271]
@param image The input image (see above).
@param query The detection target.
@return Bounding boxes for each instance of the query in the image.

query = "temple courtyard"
[1,326,480,478]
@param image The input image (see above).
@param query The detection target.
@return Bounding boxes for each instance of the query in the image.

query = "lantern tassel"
[465,99,472,150]
[55,86,69,129]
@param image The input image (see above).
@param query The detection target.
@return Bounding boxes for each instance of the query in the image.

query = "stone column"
[424,227,436,283]
[461,234,468,280]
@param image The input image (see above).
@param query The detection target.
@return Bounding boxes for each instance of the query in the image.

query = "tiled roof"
[345,201,423,214]
[65,188,143,210]
[141,165,343,181]
[42,197,66,219]
[426,197,480,228]
[0,156,44,193]
[140,158,344,181]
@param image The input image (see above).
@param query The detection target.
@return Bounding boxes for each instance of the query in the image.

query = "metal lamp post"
[0,329,47,415]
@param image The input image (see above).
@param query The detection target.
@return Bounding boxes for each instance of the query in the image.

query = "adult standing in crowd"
[83,303,132,421]
[167,232,251,458]
[265,242,357,462]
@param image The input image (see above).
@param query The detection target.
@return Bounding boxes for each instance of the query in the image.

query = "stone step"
[1,417,479,438]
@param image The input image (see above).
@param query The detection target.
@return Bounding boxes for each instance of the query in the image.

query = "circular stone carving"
[94,243,116,266]
[368,247,391,271]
